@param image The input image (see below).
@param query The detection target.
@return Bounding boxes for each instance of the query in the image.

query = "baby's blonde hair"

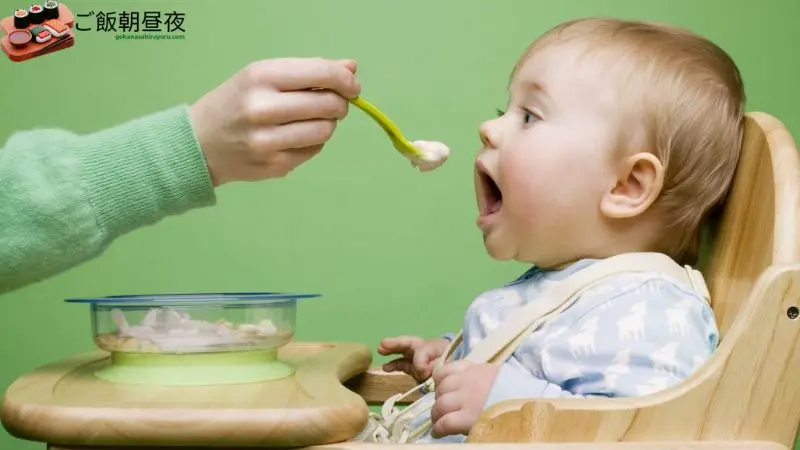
[520,18,745,265]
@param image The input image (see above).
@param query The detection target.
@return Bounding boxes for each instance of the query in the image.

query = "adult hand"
[189,57,361,186]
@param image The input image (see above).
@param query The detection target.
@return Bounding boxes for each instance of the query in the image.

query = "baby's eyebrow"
[524,80,548,96]
[507,77,546,92]
[520,80,554,109]
[506,77,554,110]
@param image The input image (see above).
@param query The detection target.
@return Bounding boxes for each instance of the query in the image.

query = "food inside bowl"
[94,306,293,353]
[67,292,311,356]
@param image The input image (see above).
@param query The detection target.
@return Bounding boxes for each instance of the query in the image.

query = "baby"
[368,17,745,444]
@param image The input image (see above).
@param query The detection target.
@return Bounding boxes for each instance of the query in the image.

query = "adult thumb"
[338,59,358,73]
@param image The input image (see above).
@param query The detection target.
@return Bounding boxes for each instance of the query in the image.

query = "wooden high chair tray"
[0,342,372,447]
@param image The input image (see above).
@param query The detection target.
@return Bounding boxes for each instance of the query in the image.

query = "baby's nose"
[479,119,501,149]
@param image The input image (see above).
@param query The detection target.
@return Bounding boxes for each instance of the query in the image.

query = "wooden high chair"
[342,112,800,450]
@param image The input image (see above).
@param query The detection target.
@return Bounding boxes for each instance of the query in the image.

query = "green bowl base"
[95,348,294,386]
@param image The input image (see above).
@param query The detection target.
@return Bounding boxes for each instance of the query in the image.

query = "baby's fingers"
[412,353,437,379]
[382,358,414,375]
[378,335,424,356]
[431,410,473,439]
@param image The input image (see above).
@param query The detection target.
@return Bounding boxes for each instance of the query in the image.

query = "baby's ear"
[600,152,664,219]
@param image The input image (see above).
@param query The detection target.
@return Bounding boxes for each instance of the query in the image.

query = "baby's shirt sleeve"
[483,275,718,407]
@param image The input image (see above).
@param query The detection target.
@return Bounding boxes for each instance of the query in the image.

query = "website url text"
[115,33,185,41]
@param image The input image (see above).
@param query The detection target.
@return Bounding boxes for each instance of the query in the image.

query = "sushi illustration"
[43,19,68,37]
[13,8,29,28]
[28,4,45,24]
[2,1,75,63]
[8,29,32,47]
[43,0,59,20]
[29,25,51,43]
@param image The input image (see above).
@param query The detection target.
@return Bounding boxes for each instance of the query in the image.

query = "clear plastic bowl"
[65,292,318,355]
[65,293,321,386]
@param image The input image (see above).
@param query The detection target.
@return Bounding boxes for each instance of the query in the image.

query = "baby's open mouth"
[478,166,503,216]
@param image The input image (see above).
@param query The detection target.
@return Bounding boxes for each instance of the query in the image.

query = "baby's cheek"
[504,172,553,224]
[571,159,612,199]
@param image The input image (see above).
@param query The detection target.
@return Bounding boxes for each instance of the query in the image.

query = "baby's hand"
[430,360,500,438]
[378,335,451,382]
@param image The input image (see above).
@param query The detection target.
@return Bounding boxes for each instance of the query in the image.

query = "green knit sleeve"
[0,105,216,295]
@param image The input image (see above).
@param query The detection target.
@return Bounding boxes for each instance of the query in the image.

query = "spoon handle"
[349,96,408,141]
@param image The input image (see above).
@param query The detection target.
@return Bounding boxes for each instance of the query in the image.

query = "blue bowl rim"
[64,292,321,304]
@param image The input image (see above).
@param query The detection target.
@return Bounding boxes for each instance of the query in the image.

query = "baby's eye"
[522,109,541,124]
[495,108,505,117]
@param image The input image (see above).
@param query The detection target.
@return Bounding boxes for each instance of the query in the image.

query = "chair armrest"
[468,396,640,442]
[344,366,421,405]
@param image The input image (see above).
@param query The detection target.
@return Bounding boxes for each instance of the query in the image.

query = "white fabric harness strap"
[355,252,711,443]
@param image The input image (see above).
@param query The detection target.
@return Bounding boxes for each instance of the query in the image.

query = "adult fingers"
[245,89,350,125]
[340,59,358,73]
[249,119,338,153]
[246,58,361,98]
[278,145,324,169]
[243,145,323,179]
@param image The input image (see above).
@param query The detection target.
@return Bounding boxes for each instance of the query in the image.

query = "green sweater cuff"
[74,105,216,238]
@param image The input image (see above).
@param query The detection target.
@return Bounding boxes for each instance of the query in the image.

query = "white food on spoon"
[409,140,450,172]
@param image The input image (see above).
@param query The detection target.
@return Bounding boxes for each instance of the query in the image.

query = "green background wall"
[1,1,798,449]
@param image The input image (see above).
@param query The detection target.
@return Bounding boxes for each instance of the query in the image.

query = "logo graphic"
[1,1,75,62]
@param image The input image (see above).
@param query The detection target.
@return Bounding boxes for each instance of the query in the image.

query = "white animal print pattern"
[409,258,718,444]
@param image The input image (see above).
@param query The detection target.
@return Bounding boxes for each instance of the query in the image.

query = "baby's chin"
[482,236,552,266]
[480,233,517,261]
